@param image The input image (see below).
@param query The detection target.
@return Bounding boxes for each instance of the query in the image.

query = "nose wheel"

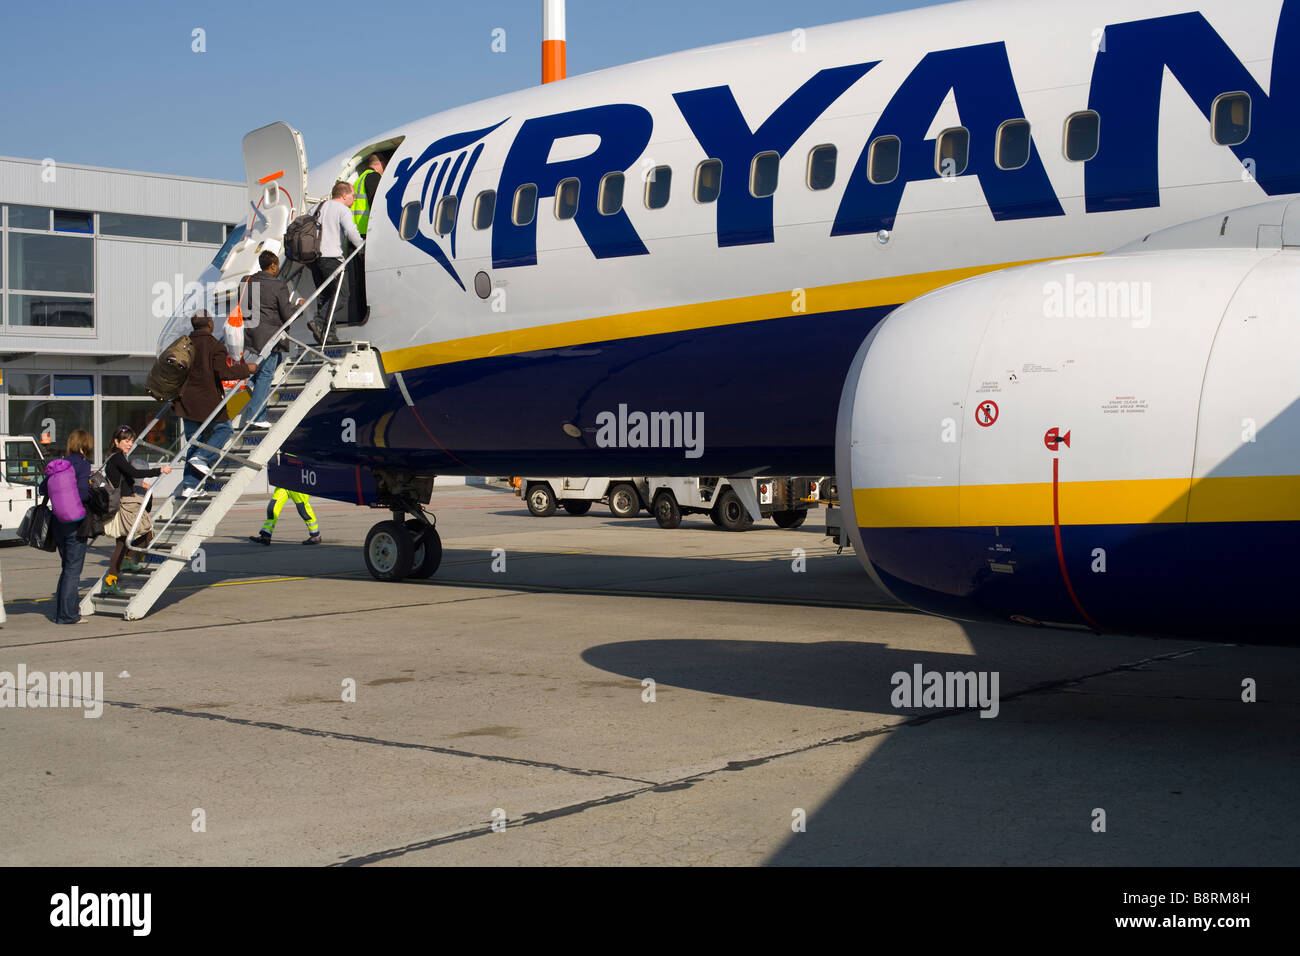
[363,512,442,581]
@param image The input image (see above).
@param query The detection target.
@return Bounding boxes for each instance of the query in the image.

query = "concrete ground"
[0,484,1295,866]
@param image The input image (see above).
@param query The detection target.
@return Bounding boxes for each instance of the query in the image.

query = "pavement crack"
[330,642,1226,865]
[100,697,657,785]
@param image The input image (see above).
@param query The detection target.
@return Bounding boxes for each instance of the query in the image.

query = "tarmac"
[0,484,1296,866]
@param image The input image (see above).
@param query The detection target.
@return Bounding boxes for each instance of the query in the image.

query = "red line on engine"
[1053,456,1101,631]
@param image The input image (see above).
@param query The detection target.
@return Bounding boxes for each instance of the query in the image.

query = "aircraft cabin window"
[695,159,722,203]
[598,172,625,215]
[1063,111,1100,162]
[806,145,837,190]
[867,136,901,185]
[935,127,969,177]
[512,184,538,226]
[398,201,421,240]
[750,151,780,198]
[1211,92,1251,146]
[554,177,580,220]
[644,166,672,209]
[995,119,1032,170]
[473,190,496,230]
[434,195,458,236]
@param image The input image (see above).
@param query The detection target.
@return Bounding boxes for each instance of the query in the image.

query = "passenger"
[101,425,172,596]
[249,487,321,546]
[174,311,257,500]
[350,153,386,323]
[308,181,364,346]
[242,250,295,428]
[39,429,94,624]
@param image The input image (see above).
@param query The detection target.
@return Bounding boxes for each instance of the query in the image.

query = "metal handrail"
[119,241,364,557]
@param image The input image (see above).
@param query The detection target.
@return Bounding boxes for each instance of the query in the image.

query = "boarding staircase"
[81,245,385,621]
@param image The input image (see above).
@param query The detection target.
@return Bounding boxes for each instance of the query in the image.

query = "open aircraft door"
[233,121,310,280]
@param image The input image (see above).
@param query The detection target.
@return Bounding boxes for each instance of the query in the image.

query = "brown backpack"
[146,333,195,401]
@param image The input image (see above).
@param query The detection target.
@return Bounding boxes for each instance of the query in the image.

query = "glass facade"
[186,220,225,244]
[100,212,183,241]
[2,371,174,465]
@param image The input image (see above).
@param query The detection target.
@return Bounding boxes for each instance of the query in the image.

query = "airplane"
[168,0,1300,643]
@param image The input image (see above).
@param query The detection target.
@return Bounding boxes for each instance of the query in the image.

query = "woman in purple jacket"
[39,429,94,624]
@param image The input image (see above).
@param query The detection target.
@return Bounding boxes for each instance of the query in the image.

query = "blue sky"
[0,0,943,182]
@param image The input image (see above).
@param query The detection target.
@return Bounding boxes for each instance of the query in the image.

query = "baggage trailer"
[646,476,822,531]
[0,435,47,541]
[518,477,648,518]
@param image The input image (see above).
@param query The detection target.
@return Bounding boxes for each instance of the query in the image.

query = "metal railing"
[118,241,365,559]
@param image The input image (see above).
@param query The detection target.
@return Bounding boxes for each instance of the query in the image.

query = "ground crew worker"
[350,153,385,324]
[249,487,321,545]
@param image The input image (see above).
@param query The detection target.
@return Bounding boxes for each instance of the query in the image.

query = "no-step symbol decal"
[975,400,999,427]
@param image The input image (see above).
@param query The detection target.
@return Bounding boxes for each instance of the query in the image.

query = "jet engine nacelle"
[836,245,1300,642]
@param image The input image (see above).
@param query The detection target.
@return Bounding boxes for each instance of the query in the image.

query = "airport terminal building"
[0,156,244,461]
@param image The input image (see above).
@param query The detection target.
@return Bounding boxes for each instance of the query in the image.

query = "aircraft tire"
[653,491,682,529]
[526,483,557,517]
[365,520,414,581]
[771,509,807,529]
[607,482,640,518]
[405,519,443,578]
[713,489,753,532]
[562,500,592,516]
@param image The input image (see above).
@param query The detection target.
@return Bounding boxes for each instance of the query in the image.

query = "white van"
[518,477,648,518]
[0,435,47,540]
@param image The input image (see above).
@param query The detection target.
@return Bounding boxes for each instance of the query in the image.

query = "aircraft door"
[236,122,310,280]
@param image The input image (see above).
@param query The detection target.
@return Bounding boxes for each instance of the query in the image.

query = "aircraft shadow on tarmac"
[581,628,1297,866]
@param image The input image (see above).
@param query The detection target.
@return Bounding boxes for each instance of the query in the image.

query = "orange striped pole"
[542,0,566,83]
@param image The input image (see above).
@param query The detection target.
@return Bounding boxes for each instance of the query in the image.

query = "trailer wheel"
[405,519,443,578]
[771,509,807,529]
[364,520,414,581]
[562,500,592,516]
[526,483,557,517]
[653,491,682,529]
[608,482,640,518]
[713,489,753,532]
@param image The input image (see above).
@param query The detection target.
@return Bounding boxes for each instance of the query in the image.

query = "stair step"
[92,595,132,611]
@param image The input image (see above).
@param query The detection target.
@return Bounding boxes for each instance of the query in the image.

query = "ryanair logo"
[384,119,507,291]
[385,4,1300,290]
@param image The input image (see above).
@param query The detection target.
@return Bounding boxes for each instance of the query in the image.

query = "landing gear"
[364,520,413,581]
[365,472,442,582]
[405,518,443,579]
[561,500,592,516]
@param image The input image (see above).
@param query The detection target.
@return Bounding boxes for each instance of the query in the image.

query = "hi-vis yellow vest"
[352,169,375,236]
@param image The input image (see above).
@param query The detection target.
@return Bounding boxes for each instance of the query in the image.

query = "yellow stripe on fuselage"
[384,256,1081,373]
[853,475,1300,528]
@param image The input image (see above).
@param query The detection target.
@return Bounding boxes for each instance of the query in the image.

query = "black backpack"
[284,205,323,264]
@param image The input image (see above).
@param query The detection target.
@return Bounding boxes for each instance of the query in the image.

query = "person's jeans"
[178,418,234,492]
[309,256,348,333]
[243,350,283,423]
[52,519,87,623]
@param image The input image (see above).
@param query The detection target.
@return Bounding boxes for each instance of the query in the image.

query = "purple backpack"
[45,458,86,523]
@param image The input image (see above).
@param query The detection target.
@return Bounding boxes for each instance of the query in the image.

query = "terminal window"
[4,226,94,330]
[100,213,183,241]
